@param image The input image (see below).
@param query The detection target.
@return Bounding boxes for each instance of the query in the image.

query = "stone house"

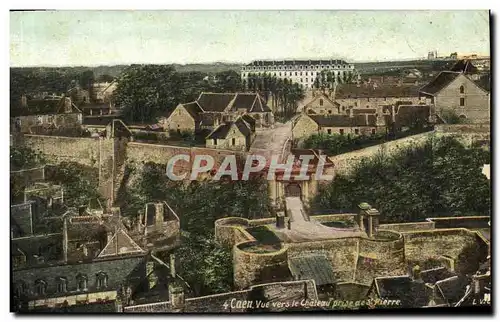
[303,92,341,115]
[92,81,117,105]
[205,115,256,151]
[292,110,385,139]
[419,71,490,123]
[11,96,83,133]
[67,84,90,106]
[334,84,424,113]
[161,92,274,133]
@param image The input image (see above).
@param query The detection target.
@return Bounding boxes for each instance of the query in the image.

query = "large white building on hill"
[241,59,355,89]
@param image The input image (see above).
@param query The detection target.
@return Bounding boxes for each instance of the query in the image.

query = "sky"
[10,10,490,67]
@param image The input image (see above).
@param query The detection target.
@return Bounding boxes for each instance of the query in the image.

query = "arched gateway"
[285,182,302,198]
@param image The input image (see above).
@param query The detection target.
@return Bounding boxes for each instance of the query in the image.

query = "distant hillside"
[355,59,454,74]
[10,63,242,79]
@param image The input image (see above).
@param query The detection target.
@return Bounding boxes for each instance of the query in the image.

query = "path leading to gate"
[270,197,365,243]
[249,117,299,159]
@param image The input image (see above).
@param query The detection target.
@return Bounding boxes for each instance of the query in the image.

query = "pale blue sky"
[10,10,490,66]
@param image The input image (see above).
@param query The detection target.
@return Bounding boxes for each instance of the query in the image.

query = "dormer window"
[35,280,47,296]
[96,272,108,289]
[460,85,465,94]
[15,281,26,298]
[57,277,67,293]
[76,274,88,291]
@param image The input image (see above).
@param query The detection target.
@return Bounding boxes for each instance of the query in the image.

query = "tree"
[213,70,243,92]
[312,136,491,223]
[97,74,115,83]
[113,65,181,123]
[78,70,95,90]
[47,162,102,208]
[123,163,272,297]
[10,146,45,171]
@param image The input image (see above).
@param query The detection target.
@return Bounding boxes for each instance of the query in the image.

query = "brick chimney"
[21,95,28,108]
[63,97,72,112]
[169,284,185,310]
[170,253,176,278]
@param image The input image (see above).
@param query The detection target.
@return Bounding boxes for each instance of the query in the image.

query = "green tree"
[113,65,181,123]
[47,162,102,208]
[10,146,45,171]
[312,136,491,223]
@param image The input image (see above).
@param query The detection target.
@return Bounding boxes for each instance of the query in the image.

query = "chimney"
[170,253,176,278]
[169,284,185,310]
[473,276,481,295]
[107,231,114,244]
[47,197,53,210]
[63,217,68,263]
[21,95,28,108]
[411,265,423,283]
[155,203,164,228]
[64,97,72,113]
[276,212,285,229]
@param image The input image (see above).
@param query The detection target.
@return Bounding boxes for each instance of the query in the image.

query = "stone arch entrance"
[285,182,302,198]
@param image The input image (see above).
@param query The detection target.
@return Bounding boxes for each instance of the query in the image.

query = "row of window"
[242,64,352,71]
[243,71,348,78]
[326,128,377,135]
[213,138,237,146]
[14,273,108,297]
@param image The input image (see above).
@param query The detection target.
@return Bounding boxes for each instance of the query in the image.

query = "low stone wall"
[328,132,431,175]
[435,124,491,134]
[310,214,358,224]
[124,280,317,313]
[379,221,436,232]
[426,216,490,229]
[10,166,45,186]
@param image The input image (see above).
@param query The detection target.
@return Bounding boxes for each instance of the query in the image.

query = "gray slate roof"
[288,255,337,286]
[419,71,461,95]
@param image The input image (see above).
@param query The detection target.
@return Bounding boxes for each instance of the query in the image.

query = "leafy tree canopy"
[312,136,491,223]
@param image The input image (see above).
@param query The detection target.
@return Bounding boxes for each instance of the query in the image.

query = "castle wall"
[355,231,406,284]
[23,135,100,167]
[402,228,483,271]
[214,217,255,247]
[233,241,289,290]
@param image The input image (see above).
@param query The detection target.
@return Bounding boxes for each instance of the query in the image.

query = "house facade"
[292,113,383,139]
[205,116,256,152]
[419,71,490,123]
[11,96,83,133]
[303,92,341,115]
[334,84,424,113]
[161,92,274,133]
